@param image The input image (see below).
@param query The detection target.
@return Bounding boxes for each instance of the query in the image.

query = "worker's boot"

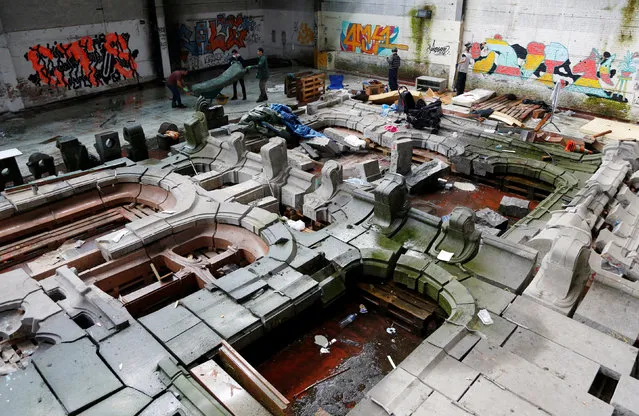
[231,95,238,100]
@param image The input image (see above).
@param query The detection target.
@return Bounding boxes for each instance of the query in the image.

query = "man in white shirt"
[455,43,472,95]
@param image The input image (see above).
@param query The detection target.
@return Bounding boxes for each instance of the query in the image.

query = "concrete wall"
[0,0,156,112]
[262,0,316,66]
[318,0,463,86]
[462,0,639,120]
[164,0,265,71]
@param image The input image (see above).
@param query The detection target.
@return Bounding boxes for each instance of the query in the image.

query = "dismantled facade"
[1,91,639,415]
[1,0,639,415]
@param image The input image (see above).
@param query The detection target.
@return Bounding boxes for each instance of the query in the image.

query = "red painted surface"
[253,297,424,415]
[410,175,539,218]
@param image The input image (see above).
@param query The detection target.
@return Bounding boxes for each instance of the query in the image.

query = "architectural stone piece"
[40,266,132,340]
[0,366,66,416]
[356,159,382,182]
[33,337,122,414]
[504,327,600,392]
[406,159,450,193]
[260,137,287,180]
[389,138,413,176]
[611,375,639,416]
[183,111,208,153]
[78,388,152,416]
[475,208,508,231]
[503,296,638,378]
[429,207,480,264]
[98,322,170,397]
[463,341,614,416]
[366,367,432,415]
[370,173,410,233]
[303,160,343,222]
[464,234,538,293]
[123,124,149,162]
[574,280,639,342]
[413,391,471,416]
[419,354,479,400]
[94,131,122,163]
[461,277,515,314]
[460,376,551,416]
[499,195,530,218]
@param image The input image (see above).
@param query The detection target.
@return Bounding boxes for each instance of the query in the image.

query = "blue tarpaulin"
[269,104,325,139]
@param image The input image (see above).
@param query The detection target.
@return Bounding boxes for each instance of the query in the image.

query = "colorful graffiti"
[179,14,259,62]
[296,22,315,46]
[470,34,639,102]
[340,21,408,56]
[24,33,138,89]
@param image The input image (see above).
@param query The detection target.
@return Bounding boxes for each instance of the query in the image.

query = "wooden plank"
[217,341,289,416]
[519,105,540,121]
[579,117,639,141]
[489,111,526,127]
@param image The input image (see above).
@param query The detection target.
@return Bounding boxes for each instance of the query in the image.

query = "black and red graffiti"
[24,32,139,89]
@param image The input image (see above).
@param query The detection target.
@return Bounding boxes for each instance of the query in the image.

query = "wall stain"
[619,0,638,44]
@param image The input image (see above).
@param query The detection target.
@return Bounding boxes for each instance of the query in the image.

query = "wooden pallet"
[297,73,326,104]
[357,281,439,334]
[471,94,540,122]
[285,71,314,98]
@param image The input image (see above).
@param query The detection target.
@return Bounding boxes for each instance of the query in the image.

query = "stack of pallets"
[471,95,540,123]
[297,73,326,104]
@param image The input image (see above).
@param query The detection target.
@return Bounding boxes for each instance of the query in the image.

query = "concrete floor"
[0,65,602,179]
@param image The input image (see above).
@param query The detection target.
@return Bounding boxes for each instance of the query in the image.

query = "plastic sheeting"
[191,62,247,99]
[269,104,324,139]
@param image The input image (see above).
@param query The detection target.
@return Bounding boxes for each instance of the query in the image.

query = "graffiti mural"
[24,33,139,89]
[296,22,315,46]
[340,21,408,56]
[179,14,260,68]
[470,34,639,103]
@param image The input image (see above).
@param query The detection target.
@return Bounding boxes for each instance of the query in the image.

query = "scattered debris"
[319,348,330,355]
[97,229,129,244]
[386,327,397,335]
[387,355,396,369]
[453,182,476,191]
[339,313,357,328]
[359,304,368,314]
[314,335,329,348]
[286,219,306,231]
[477,309,494,325]
[437,250,454,262]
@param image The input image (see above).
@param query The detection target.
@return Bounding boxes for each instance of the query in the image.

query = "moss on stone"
[583,97,631,119]
[409,5,435,63]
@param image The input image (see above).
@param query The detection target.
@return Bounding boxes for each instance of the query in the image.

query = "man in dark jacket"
[254,47,269,102]
[387,48,400,91]
[229,49,246,100]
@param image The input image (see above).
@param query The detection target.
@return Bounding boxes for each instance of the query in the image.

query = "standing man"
[229,49,247,100]
[455,44,472,96]
[167,69,188,108]
[255,47,269,102]
[387,48,401,91]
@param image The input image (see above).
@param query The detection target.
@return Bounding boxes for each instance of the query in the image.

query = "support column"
[154,0,172,79]
[0,17,25,113]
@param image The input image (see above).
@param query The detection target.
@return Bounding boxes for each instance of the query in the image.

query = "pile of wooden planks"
[471,95,540,122]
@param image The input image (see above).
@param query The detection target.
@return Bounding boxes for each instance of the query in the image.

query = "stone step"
[503,296,638,378]
[463,341,614,416]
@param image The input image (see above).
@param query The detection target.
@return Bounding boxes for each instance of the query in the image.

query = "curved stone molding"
[429,207,480,264]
